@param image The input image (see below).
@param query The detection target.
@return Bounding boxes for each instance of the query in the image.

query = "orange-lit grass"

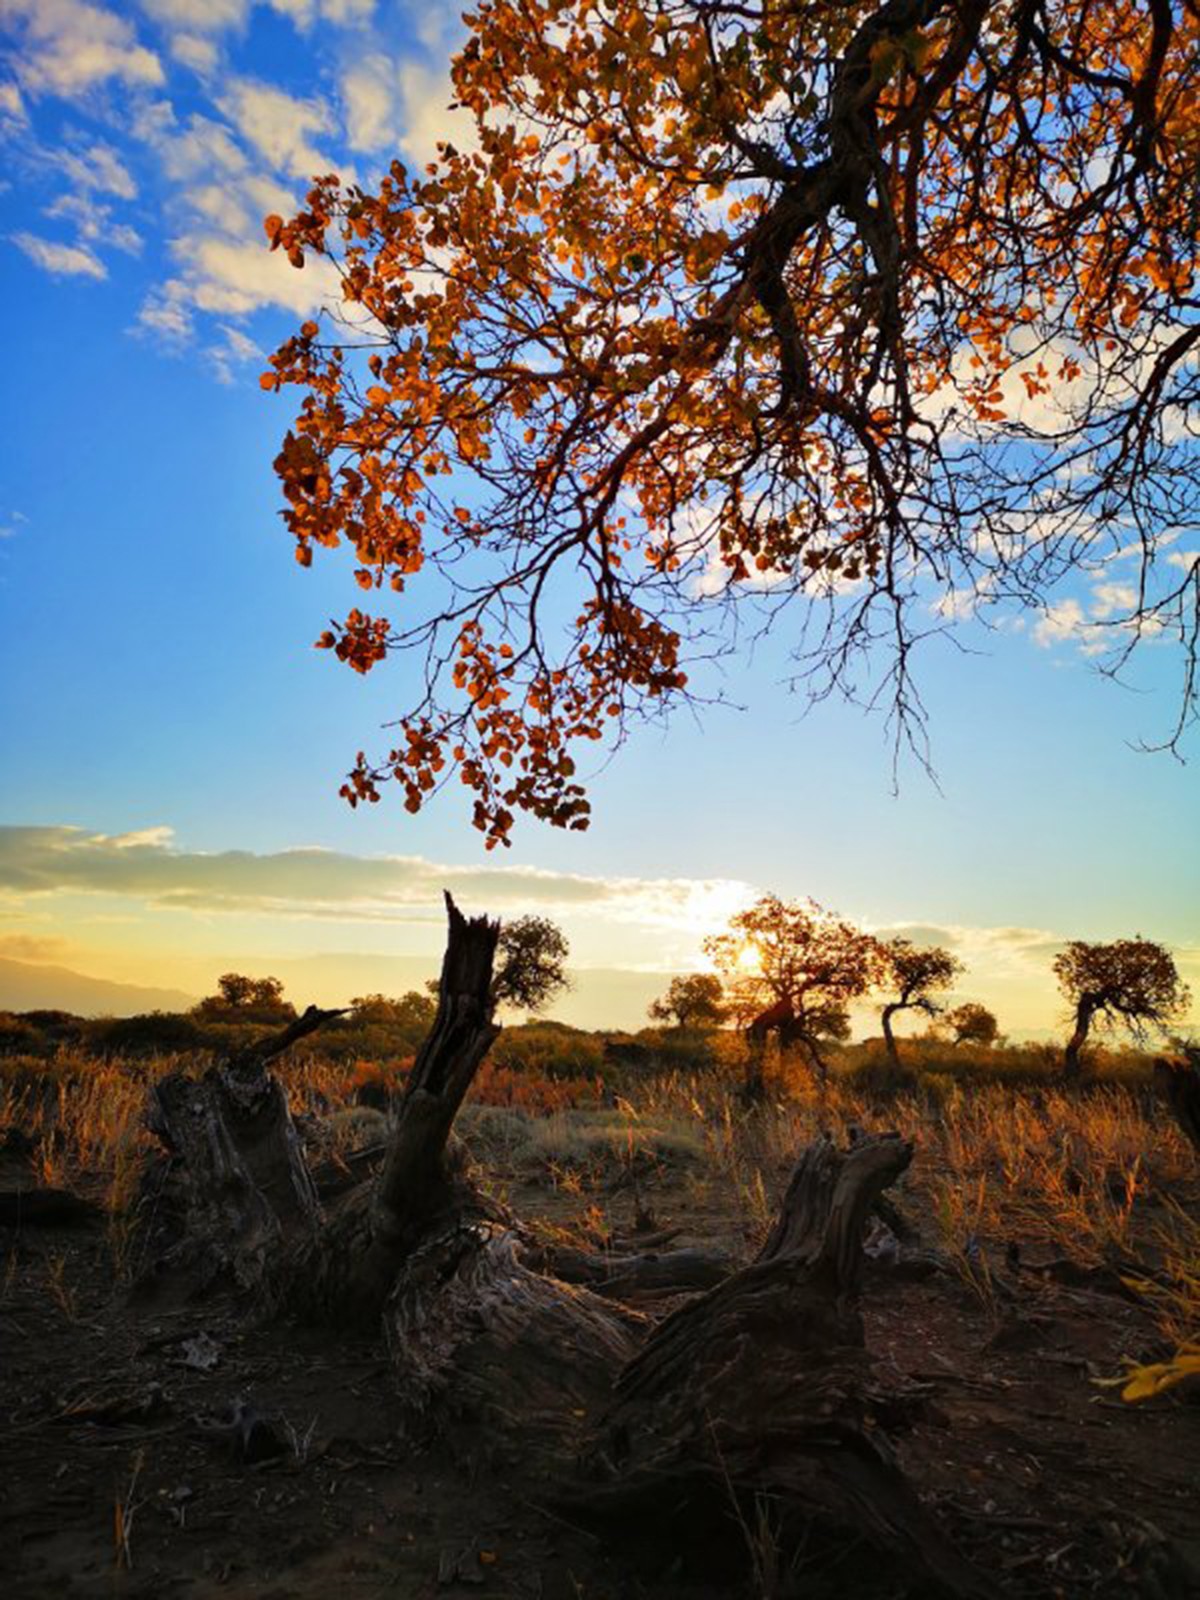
[1,1042,1193,1367]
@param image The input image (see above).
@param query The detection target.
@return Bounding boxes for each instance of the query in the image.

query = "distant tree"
[350,991,437,1033]
[705,896,880,1087]
[492,915,570,1014]
[648,974,726,1030]
[194,973,297,1024]
[942,1002,1000,1049]
[350,985,438,1036]
[1053,938,1191,1079]
[877,939,962,1070]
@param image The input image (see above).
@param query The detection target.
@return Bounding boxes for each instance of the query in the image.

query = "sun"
[734,940,762,976]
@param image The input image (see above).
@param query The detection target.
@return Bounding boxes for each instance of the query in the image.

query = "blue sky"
[0,0,1196,1033]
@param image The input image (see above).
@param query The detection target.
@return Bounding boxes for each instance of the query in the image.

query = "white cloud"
[396,60,476,160]
[1032,598,1086,646]
[269,0,375,29]
[207,319,262,382]
[10,230,107,278]
[135,289,194,342]
[46,192,143,253]
[151,111,248,180]
[139,0,248,29]
[217,76,336,178]
[1089,580,1137,619]
[167,228,341,314]
[0,824,754,934]
[169,31,220,73]
[341,52,395,151]
[57,140,137,198]
[2,0,164,99]
[0,81,28,124]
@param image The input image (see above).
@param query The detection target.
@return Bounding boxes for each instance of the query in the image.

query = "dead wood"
[140,898,992,1595]
[531,1241,735,1302]
[1155,1053,1200,1159]
[146,1014,329,1291]
[575,1134,997,1599]
[386,1219,643,1457]
[280,894,502,1324]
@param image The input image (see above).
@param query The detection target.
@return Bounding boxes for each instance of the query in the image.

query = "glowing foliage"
[264,0,1200,842]
[704,894,882,1030]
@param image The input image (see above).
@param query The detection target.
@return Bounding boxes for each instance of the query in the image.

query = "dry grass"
[1,1037,1195,1393]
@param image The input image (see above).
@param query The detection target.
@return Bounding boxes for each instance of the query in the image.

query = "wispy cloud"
[0,825,756,932]
[10,230,107,278]
[3,0,165,99]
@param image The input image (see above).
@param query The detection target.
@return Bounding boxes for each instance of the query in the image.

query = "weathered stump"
[146,1006,336,1289]
[1156,1052,1200,1159]
[575,1134,996,1598]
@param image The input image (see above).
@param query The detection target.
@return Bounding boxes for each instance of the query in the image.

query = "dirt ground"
[2,1124,1198,1600]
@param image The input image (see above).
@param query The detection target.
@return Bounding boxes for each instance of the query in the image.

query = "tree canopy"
[263,0,1199,844]
[877,936,962,1063]
[1053,935,1190,1074]
[648,972,727,1027]
[492,913,572,1011]
[705,894,881,1038]
[941,999,1000,1046]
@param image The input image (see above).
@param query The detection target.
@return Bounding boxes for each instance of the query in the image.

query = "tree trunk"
[1063,995,1096,1079]
[798,1026,829,1084]
[281,893,502,1325]
[881,1002,902,1069]
[573,1134,995,1598]
[146,1006,338,1291]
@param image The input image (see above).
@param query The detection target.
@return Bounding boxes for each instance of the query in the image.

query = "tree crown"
[492,914,571,1012]
[1052,937,1190,1032]
[648,972,727,1028]
[704,894,882,1020]
[263,0,1199,843]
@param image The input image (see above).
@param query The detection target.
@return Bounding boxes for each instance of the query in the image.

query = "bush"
[86,1012,211,1056]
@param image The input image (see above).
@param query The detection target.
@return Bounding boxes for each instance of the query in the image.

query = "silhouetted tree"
[492,915,570,1013]
[877,939,962,1070]
[706,896,880,1088]
[1053,938,1190,1079]
[350,991,438,1031]
[942,1002,1000,1049]
[194,973,297,1024]
[648,973,726,1029]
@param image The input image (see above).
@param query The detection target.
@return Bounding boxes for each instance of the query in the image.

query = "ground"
[1,1079,1198,1599]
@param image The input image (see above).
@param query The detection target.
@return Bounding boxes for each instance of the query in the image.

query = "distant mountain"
[0,958,199,1018]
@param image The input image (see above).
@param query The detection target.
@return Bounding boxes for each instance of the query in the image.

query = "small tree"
[350,990,438,1034]
[648,974,726,1030]
[877,939,962,1070]
[705,896,880,1088]
[942,1002,1000,1049]
[194,974,296,1024]
[492,915,570,1014]
[1053,938,1191,1079]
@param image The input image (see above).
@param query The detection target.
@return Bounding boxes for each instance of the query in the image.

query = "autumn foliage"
[262,0,1199,840]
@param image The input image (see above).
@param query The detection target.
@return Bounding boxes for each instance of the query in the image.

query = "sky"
[0,0,1197,1036]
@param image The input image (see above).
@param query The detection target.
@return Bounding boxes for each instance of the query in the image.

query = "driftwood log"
[143,893,993,1598]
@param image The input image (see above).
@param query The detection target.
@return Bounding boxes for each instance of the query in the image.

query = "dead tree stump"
[146,1006,338,1289]
[576,1134,996,1598]
[1156,1052,1200,1159]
